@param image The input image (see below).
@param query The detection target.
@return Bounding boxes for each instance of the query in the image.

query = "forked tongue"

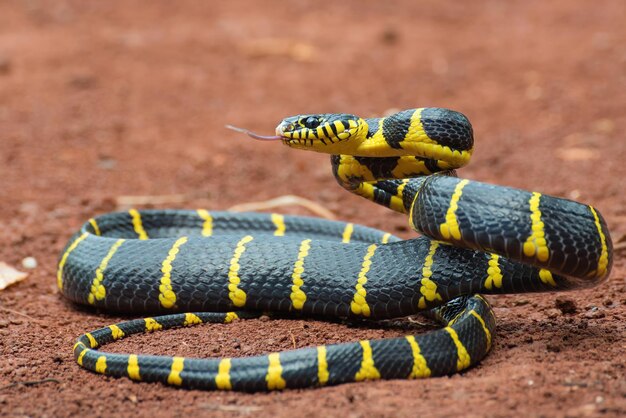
[225,125,282,141]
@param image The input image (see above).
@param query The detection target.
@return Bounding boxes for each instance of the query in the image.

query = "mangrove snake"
[59,108,613,391]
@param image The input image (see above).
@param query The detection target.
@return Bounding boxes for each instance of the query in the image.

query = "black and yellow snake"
[59,108,612,391]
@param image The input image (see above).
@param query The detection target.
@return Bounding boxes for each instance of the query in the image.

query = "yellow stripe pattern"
[290,239,311,310]
[85,333,98,348]
[475,294,496,323]
[342,223,354,243]
[539,268,556,286]
[127,354,141,380]
[408,190,419,231]
[405,336,431,378]
[389,178,411,213]
[145,317,163,332]
[589,206,609,278]
[350,244,378,317]
[167,357,184,386]
[266,353,287,390]
[88,239,125,304]
[88,218,101,236]
[523,192,549,262]
[224,312,239,323]
[335,155,375,183]
[228,235,253,307]
[76,347,88,366]
[197,209,213,236]
[408,108,433,141]
[381,233,392,244]
[159,236,188,309]
[470,310,492,350]
[183,313,203,326]
[484,253,503,290]
[95,356,107,374]
[398,109,472,166]
[271,213,286,236]
[391,160,430,179]
[109,325,124,340]
[129,209,149,240]
[418,240,443,309]
[215,358,232,390]
[57,232,89,290]
[440,179,470,240]
[317,346,329,385]
[445,327,471,371]
[447,309,466,326]
[354,340,381,381]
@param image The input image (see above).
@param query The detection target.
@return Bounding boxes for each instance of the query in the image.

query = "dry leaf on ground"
[0,262,28,290]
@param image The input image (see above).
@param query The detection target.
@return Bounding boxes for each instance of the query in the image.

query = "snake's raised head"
[275,113,367,150]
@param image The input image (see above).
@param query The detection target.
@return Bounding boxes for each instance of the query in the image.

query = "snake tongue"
[225,125,283,141]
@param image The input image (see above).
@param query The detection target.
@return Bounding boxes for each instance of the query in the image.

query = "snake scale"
[59,108,613,391]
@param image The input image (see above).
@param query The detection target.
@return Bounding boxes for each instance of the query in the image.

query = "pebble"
[584,309,606,319]
[21,257,37,269]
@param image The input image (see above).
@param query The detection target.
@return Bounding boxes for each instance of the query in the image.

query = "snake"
[59,108,613,391]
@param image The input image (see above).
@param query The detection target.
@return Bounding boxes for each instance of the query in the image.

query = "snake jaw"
[276,122,295,136]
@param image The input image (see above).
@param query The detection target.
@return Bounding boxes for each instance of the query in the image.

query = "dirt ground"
[0,1,625,417]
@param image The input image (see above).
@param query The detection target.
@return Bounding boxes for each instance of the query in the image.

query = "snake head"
[276,113,367,149]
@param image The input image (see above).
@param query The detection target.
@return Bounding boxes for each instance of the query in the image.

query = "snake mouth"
[275,121,325,147]
[276,123,317,147]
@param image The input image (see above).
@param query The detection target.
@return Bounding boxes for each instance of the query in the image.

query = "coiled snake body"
[59,108,612,391]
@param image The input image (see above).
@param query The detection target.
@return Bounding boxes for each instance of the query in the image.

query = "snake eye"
[304,117,320,129]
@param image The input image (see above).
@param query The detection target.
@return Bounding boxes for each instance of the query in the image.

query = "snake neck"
[281,108,473,167]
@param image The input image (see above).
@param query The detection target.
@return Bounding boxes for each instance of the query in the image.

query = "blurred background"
[1,1,624,219]
[0,1,624,416]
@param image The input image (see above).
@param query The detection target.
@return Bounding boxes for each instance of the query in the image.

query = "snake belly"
[60,108,613,391]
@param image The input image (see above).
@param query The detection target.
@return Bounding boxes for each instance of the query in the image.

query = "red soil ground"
[0,1,624,417]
